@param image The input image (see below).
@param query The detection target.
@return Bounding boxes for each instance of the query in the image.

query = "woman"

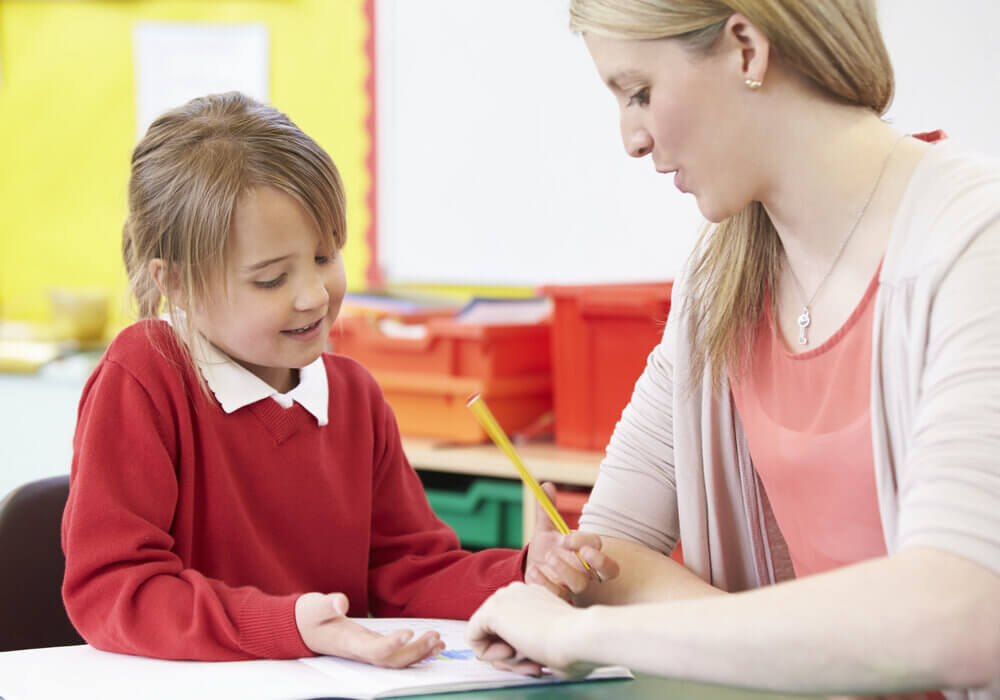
[470,1,1000,698]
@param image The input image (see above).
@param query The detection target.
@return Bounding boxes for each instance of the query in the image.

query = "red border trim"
[363,0,382,288]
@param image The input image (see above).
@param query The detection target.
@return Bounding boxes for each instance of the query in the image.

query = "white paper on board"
[133,22,269,140]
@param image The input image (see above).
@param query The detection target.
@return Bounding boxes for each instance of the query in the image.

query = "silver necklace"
[787,135,905,346]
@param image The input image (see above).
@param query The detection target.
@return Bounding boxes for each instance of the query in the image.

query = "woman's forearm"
[569,547,1000,694]
[577,535,725,606]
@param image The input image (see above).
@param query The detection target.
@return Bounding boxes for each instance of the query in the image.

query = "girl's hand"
[294,593,444,667]
[524,483,620,600]
[467,581,596,678]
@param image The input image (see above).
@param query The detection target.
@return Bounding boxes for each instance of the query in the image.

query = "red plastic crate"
[542,282,672,451]
[370,370,551,443]
[331,315,550,378]
[553,487,590,530]
[329,314,552,443]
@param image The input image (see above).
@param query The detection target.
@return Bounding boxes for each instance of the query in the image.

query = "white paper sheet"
[0,618,631,700]
[301,618,631,697]
[133,22,269,140]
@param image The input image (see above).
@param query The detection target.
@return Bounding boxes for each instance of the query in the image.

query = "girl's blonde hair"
[569,0,894,391]
[122,92,346,378]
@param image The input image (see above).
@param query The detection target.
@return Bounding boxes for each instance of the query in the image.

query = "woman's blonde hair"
[569,0,894,391]
[122,92,346,379]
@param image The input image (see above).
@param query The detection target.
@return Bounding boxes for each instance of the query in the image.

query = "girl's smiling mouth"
[283,318,322,335]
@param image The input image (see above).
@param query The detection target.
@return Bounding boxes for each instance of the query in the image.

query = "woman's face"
[583,32,761,223]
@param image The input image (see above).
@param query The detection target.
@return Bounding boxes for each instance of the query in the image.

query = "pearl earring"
[745,79,762,90]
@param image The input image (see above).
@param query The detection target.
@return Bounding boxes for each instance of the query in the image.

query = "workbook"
[302,618,631,698]
[0,618,632,700]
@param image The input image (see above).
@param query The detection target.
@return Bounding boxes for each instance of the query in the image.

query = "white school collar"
[161,313,329,426]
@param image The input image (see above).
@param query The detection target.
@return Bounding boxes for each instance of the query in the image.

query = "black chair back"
[0,475,84,651]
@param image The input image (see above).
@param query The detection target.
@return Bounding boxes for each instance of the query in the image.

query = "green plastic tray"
[424,477,523,549]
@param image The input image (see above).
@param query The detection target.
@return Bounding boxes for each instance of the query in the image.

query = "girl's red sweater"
[62,321,525,660]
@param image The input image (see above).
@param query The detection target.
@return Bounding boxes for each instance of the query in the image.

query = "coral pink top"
[730,265,885,578]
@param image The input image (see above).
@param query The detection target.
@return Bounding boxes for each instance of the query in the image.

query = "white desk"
[0,643,810,700]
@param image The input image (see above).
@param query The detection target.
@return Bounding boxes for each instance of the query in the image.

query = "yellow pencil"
[466,393,602,582]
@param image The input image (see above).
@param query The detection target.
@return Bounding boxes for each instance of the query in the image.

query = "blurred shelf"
[401,437,603,544]
[401,436,602,486]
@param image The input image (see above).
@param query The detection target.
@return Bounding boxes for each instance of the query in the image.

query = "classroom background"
[2,0,999,546]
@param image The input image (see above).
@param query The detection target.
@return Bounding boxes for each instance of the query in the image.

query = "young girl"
[469,1,1000,697]
[61,92,577,666]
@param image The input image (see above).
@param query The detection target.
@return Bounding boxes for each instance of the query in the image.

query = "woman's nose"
[624,127,653,159]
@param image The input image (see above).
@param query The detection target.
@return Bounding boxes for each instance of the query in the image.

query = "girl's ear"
[721,12,771,88]
[148,258,185,309]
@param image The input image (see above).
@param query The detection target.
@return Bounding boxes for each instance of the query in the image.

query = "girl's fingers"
[363,630,441,668]
[388,628,415,646]
[327,592,349,617]
[382,632,444,668]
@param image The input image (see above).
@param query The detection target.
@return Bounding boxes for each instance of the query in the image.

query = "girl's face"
[583,32,762,223]
[191,186,346,392]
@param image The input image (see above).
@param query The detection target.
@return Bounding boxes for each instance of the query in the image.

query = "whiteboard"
[375,0,1000,286]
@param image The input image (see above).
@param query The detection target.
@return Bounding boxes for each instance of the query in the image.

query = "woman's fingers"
[478,638,517,661]
[484,647,546,678]
[497,658,546,676]
[468,582,580,675]
[552,661,600,680]
[559,533,621,582]
[545,549,593,594]
[525,559,575,600]
[525,527,620,602]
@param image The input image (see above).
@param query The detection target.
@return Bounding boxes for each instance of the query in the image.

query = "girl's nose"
[295,272,330,311]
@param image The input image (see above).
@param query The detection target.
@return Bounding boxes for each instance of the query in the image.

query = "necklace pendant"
[797,307,811,346]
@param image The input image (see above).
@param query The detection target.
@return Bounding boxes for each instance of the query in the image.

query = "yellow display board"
[0,1,371,331]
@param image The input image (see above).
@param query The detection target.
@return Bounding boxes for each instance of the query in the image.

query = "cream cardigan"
[579,142,1000,697]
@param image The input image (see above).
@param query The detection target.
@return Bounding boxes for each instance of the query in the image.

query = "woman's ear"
[722,12,771,89]
[148,258,184,309]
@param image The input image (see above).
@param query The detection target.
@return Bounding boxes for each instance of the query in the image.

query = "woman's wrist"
[561,603,609,669]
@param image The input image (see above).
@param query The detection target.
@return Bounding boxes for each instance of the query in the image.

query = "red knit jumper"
[62,321,525,661]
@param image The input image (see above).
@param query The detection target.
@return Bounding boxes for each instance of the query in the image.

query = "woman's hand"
[295,592,444,667]
[467,581,597,678]
[524,483,620,600]
[830,695,940,700]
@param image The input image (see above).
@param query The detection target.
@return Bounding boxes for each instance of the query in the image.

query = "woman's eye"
[627,88,650,107]
[254,274,286,289]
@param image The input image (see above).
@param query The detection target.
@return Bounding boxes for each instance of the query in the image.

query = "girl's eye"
[627,88,650,107]
[315,255,331,265]
[255,274,286,289]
